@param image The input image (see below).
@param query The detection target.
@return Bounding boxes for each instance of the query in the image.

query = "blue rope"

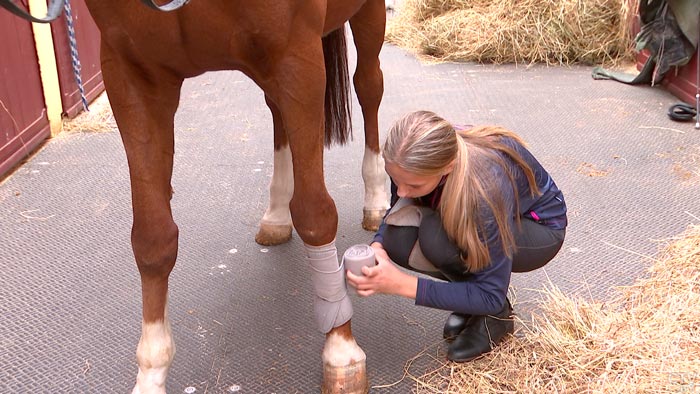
[62,0,89,112]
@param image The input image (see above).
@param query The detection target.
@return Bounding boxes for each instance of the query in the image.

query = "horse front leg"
[306,241,368,393]
[101,46,183,394]
[351,0,389,231]
[265,41,367,394]
[255,96,294,246]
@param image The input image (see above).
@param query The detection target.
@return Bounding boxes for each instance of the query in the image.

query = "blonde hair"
[383,111,539,272]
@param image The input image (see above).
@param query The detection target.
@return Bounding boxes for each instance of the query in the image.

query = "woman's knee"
[418,212,467,279]
[382,225,419,269]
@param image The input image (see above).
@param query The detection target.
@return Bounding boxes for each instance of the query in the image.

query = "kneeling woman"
[347,110,567,362]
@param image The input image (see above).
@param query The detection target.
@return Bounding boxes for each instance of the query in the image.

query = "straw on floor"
[386,0,638,66]
[399,224,700,393]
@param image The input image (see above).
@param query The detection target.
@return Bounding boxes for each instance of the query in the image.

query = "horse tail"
[322,25,352,147]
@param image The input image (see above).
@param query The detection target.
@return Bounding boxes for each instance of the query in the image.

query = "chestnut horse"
[78,1,388,393]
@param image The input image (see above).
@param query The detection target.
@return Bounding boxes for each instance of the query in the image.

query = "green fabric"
[668,0,700,47]
[591,0,696,85]
[591,55,657,84]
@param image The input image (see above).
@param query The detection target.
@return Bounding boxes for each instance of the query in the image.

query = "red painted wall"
[0,11,52,179]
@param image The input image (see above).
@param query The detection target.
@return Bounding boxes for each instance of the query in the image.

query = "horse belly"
[85,1,250,76]
[324,0,368,34]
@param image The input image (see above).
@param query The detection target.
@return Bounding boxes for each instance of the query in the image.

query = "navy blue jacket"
[373,136,567,315]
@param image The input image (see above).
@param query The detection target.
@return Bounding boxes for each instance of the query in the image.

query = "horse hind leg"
[255,95,294,246]
[350,0,389,231]
[100,45,183,394]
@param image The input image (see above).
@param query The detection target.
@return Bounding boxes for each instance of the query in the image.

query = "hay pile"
[404,224,700,393]
[386,0,637,65]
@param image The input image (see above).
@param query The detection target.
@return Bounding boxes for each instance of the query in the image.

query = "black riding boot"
[442,313,472,340]
[447,299,514,362]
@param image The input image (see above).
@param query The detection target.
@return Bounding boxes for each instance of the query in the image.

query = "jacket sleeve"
[414,221,512,315]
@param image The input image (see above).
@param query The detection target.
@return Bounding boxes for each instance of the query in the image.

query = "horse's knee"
[294,218,337,245]
[290,196,338,245]
[132,221,179,277]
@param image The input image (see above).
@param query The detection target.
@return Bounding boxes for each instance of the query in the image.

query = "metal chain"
[62,0,89,111]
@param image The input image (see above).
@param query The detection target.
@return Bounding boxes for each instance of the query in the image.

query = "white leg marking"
[362,147,389,212]
[132,316,174,394]
[261,145,293,226]
[322,332,367,367]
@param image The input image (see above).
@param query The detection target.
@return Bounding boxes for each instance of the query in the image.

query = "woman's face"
[385,162,447,198]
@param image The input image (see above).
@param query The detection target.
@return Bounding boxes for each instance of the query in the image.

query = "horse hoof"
[361,209,386,232]
[321,360,368,394]
[255,223,292,245]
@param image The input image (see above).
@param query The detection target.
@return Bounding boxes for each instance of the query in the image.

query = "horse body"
[82,0,387,392]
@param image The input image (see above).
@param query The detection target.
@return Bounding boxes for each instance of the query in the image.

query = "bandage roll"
[343,244,375,276]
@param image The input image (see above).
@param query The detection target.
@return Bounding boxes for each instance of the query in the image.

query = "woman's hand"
[346,242,418,299]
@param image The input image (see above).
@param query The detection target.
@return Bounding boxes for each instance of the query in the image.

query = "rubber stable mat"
[2,41,700,393]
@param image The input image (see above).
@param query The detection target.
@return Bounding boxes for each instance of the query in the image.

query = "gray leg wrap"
[305,240,353,334]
